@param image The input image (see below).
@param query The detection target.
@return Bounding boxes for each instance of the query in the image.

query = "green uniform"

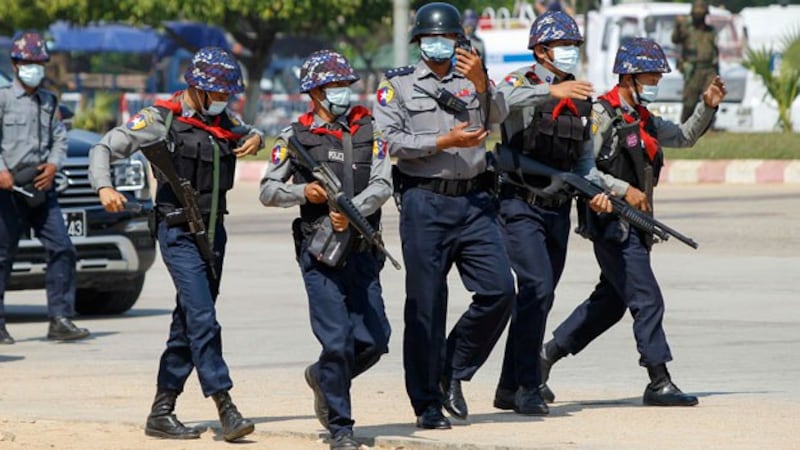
[672,19,718,122]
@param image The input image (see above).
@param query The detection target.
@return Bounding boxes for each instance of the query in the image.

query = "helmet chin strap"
[631,77,644,106]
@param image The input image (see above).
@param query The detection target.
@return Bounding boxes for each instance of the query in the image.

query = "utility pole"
[393,0,409,67]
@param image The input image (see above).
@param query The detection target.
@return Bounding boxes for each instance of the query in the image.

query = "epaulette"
[384,65,415,79]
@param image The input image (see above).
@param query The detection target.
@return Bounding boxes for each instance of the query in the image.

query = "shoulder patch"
[503,73,525,88]
[372,138,387,160]
[384,65,414,79]
[126,110,155,131]
[376,79,395,106]
[271,139,288,165]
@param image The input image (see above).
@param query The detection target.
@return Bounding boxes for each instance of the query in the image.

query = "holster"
[306,216,352,268]
[12,165,47,208]
[575,199,629,244]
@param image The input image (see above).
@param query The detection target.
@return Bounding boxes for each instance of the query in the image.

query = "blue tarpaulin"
[47,21,229,59]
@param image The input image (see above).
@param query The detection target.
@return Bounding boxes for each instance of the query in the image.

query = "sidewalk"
[235,160,800,185]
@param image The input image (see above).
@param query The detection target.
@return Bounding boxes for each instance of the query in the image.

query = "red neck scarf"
[297,105,371,139]
[154,92,243,141]
[598,86,659,161]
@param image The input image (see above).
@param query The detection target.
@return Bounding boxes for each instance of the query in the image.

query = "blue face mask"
[547,45,580,75]
[323,86,352,117]
[420,36,456,62]
[17,64,45,88]
[637,81,660,104]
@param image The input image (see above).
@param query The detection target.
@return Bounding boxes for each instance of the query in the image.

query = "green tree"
[743,31,800,132]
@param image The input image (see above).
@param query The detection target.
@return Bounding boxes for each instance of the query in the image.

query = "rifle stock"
[287,136,402,270]
[494,145,698,249]
[140,140,219,279]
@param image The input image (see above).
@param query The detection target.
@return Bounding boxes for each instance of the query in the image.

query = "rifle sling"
[342,130,354,198]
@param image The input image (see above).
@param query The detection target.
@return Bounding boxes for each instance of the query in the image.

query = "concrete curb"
[236,160,800,184]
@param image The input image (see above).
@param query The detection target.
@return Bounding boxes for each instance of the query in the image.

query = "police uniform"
[672,0,719,122]
[492,10,626,414]
[375,59,514,421]
[0,32,88,344]
[89,47,261,440]
[544,38,713,407]
[260,50,392,449]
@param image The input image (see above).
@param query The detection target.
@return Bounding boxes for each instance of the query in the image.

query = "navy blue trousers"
[400,188,514,416]
[156,219,233,397]
[299,245,390,438]
[553,228,673,367]
[497,198,572,390]
[0,189,76,324]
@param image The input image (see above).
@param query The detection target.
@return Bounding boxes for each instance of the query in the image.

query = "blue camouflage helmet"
[528,11,583,49]
[299,50,360,93]
[613,37,672,74]
[184,47,244,94]
[10,31,50,62]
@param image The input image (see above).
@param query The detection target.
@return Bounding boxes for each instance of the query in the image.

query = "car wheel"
[75,274,145,315]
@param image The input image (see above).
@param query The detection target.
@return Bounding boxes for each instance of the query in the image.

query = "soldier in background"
[672,0,719,122]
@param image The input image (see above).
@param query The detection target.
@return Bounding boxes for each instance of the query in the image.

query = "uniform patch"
[372,139,387,160]
[376,80,394,106]
[126,113,148,131]
[592,122,599,135]
[504,74,523,87]
[271,142,287,165]
[455,88,472,98]
[328,151,344,162]
[626,133,639,148]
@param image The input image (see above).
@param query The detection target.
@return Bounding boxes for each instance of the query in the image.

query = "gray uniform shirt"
[259,113,392,218]
[497,64,626,194]
[373,60,508,180]
[0,80,67,172]
[592,94,716,194]
[88,96,263,191]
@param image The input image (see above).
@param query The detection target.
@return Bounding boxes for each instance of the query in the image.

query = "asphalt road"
[1,183,798,449]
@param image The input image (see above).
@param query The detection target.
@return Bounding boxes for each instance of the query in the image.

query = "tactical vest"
[595,100,664,191]
[154,106,237,213]
[506,76,592,187]
[290,117,380,229]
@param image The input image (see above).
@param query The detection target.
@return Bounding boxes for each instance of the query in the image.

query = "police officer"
[673,0,719,122]
[0,31,90,345]
[541,38,727,407]
[374,2,514,429]
[260,50,392,450]
[88,47,262,441]
[462,9,486,66]
[491,11,617,416]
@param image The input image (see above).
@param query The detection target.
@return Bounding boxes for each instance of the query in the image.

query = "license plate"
[62,210,86,238]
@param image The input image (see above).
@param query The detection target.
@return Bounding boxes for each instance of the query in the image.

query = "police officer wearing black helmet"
[374,2,513,430]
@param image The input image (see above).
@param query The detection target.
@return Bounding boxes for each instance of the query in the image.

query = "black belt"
[400,172,489,197]
[499,183,569,209]
[161,208,224,228]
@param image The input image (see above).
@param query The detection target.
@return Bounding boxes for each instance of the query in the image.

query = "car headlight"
[112,158,146,191]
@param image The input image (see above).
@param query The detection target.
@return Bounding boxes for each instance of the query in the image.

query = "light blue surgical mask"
[17,64,45,88]
[323,86,352,117]
[547,45,580,75]
[205,100,228,116]
[420,36,456,62]
[637,83,660,104]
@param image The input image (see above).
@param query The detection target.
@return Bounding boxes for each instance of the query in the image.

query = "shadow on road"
[0,355,25,363]
[3,307,171,323]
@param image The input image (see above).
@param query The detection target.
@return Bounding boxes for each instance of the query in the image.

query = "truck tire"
[75,274,145,315]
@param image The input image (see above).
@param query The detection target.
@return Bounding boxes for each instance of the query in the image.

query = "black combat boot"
[540,339,567,403]
[0,324,14,345]
[145,390,204,439]
[46,316,90,341]
[212,390,254,442]
[643,364,699,407]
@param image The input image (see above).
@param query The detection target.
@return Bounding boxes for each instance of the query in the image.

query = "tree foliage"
[743,31,800,132]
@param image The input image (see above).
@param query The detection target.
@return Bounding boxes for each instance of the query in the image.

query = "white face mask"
[638,83,659,104]
[17,64,45,88]
[205,100,228,116]
[323,86,352,117]
[547,45,580,74]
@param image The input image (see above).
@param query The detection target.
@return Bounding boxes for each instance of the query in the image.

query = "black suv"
[7,128,157,315]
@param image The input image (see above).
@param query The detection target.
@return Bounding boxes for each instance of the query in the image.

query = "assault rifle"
[495,145,698,249]
[287,136,402,270]
[140,140,219,279]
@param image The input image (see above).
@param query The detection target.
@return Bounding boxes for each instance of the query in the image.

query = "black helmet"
[410,2,464,43]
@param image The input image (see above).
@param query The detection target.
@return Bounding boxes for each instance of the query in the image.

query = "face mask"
[17,64,45,88]
[195,90,227,116]
[636,80,660,104]
[420,36,456,62]
[323,86,352,117]
[547,45,580,75]
[692,13,706,25]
